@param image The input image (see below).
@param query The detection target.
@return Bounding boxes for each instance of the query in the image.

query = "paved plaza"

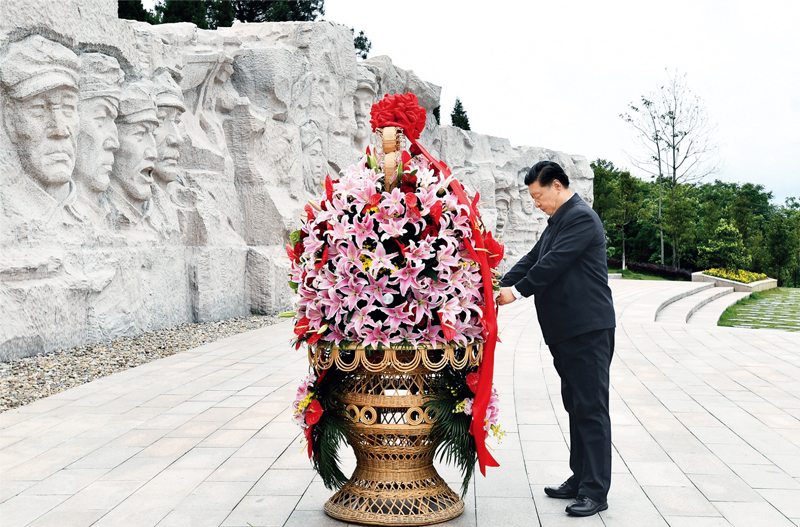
[2,280,800,527]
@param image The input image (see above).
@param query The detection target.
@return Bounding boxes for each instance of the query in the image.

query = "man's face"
[75,97,119,192]
[112,119,157,203]
[528,180,562,216]
[354,89,374,140]
[306,140,325,178]
[153,105,184,184]
[5,87,79,187]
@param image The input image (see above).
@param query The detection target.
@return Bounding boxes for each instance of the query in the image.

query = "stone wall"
[0,0,593,360]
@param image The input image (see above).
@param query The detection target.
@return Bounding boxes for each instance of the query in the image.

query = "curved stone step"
[655,286,734,324]
[609,281,715,324]
[688,291,752,326]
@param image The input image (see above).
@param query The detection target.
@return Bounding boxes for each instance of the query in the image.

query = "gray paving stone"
[642,484,721,516]
[4,281,800,526]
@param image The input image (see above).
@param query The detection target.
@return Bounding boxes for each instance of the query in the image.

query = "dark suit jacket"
[500,193,615,345]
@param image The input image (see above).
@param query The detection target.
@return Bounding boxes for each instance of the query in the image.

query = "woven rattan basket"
[313,343,481,526]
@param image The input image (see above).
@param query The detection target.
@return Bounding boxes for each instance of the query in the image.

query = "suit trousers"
[548,327,615,501]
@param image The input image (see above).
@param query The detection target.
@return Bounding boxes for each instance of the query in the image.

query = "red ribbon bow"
[370,92,427,142]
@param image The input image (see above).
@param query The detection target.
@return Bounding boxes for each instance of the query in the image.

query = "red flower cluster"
[370,92,427,141]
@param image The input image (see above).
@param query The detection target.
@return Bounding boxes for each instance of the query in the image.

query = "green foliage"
[450,98,470,131]
[118,0,158,23]
[766,211,794,286]
[697,219,750,271]
[149,0,322,28]
[591,168,799,286]
[231,0,324,22]
[351,29,371,60]
[155,0,234,29]
[433,106,441,125]
[590,159,619,224]
[424,366,478,497]
[290,229,302,247]
[662,184,698,268]
[310,367,353,489]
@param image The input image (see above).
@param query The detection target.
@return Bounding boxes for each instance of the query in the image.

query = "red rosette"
[370,92,427,141]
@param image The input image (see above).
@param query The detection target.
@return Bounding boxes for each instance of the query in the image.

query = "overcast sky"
[325,0,800,204]
[143,0,800,204]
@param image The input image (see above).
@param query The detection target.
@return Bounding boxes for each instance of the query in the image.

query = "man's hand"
[498,287,517,306]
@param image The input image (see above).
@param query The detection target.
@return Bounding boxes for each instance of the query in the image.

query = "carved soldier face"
[496,197,510,232]
[3,87,79,188]
[75,97,119,193]
[112,119,157,203]
[354,88,374,143]
[306,139,326,179]
[153,105,184,184]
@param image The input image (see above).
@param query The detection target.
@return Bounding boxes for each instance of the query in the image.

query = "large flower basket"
[287,94,504,526]
[316,344,481,525]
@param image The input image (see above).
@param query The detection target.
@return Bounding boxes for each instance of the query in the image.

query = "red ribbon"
[408,139,500,476]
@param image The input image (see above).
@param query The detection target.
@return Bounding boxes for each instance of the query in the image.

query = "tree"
[621,94,666,264]
[433,106,440,125]
[451,98,470,131]
[607,171,644,270]
[590,159,620,225]
[697,219,750,271]
[662,183,697,269]
[766,212,794,286]
[157,0,234,29]
[118,0,157,23]
[622,69,720,268]
[231,0,323,22]
[351,29,371,60]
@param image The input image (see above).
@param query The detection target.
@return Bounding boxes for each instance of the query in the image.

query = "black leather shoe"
[544,481,578,499]
[566,495,608,516]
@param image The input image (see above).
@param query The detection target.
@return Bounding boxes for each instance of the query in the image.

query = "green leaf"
[290,229,302,246]
[288,281,299,293]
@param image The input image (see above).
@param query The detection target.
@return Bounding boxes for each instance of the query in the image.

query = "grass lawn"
[608,268,669,281]
[719,287,800,331]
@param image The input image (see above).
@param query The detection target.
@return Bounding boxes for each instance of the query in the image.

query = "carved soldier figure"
[0,35,82,231]
[354,67,378,153]
[149,71,187,238]
[73,53,124,225]
[107,79,159,232]
[300,121,327,193]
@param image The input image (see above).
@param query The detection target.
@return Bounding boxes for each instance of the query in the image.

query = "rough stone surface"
[0,0,593,360]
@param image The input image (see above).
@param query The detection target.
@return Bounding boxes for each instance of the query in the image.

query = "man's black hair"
[524,161,570,188]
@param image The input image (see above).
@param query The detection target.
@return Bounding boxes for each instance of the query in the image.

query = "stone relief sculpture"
[0,3,594,360]
[148,70,186,238]
[354,65,378,152]
[0,35,82,235]
[300,120,328,193]
[107,79,158,234]
[73,52,124,228]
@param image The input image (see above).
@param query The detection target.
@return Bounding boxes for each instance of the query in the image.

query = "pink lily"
[365,243,397,277]
[390,265,423,296]
[345,305,374,337]
[379,216,408,240]
[381,187,405,216]
[363,274,392,307]
[352,214,375,248]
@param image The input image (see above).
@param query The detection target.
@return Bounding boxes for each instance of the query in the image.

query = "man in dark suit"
[498,160,616,517]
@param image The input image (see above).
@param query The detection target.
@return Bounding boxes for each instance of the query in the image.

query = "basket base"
[323,467,464,526]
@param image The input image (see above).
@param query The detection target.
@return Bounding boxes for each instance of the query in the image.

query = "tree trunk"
[672,233,678,268]
[658,174,664,265]
[622,224,626,271]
